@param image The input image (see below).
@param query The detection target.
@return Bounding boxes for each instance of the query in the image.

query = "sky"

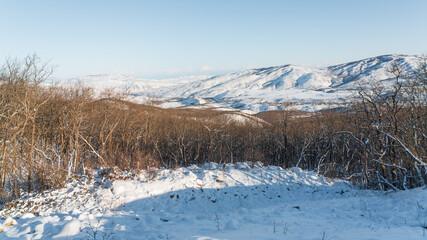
[0,0,426,80]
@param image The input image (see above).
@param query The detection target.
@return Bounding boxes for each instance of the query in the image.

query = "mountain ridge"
[66,54,423,112]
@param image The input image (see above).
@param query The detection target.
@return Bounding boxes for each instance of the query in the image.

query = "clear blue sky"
[1,0,426,79]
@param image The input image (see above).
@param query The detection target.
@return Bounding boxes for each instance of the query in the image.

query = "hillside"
[68,54,422,112]
[1,55,426,240]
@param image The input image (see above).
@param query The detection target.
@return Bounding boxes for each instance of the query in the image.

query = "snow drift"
[0,163,426,239]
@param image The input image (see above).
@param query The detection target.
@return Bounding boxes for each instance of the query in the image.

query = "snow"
[65,74,212,93]
[140,54,421,112]
[178,96,207,106]
[58,54,423,113]
[158,101,185,109]
[53,219,81,238]
[0,162,426,239]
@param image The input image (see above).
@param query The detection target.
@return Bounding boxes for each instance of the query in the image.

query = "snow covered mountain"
[65,74,213,94]
[67,54,422,112]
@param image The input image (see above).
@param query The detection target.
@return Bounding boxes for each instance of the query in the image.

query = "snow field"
[0,162,426,239]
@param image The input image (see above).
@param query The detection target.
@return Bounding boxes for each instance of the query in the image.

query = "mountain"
[65,74,212,94]
[66,54,422,112]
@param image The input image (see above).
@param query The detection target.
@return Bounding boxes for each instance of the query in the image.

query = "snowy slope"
[65,55,422,112]
[328,54,418,87]
[0,163,426,240]
[65,74,212,95]
[147,55,420,112]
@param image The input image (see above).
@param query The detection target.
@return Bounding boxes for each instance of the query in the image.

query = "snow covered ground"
[0,163,426,240]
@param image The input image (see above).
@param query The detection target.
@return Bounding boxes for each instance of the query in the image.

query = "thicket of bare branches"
[0,56,425,202]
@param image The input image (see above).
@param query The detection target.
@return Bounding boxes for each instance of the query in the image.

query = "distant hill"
[68,54,422,112]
